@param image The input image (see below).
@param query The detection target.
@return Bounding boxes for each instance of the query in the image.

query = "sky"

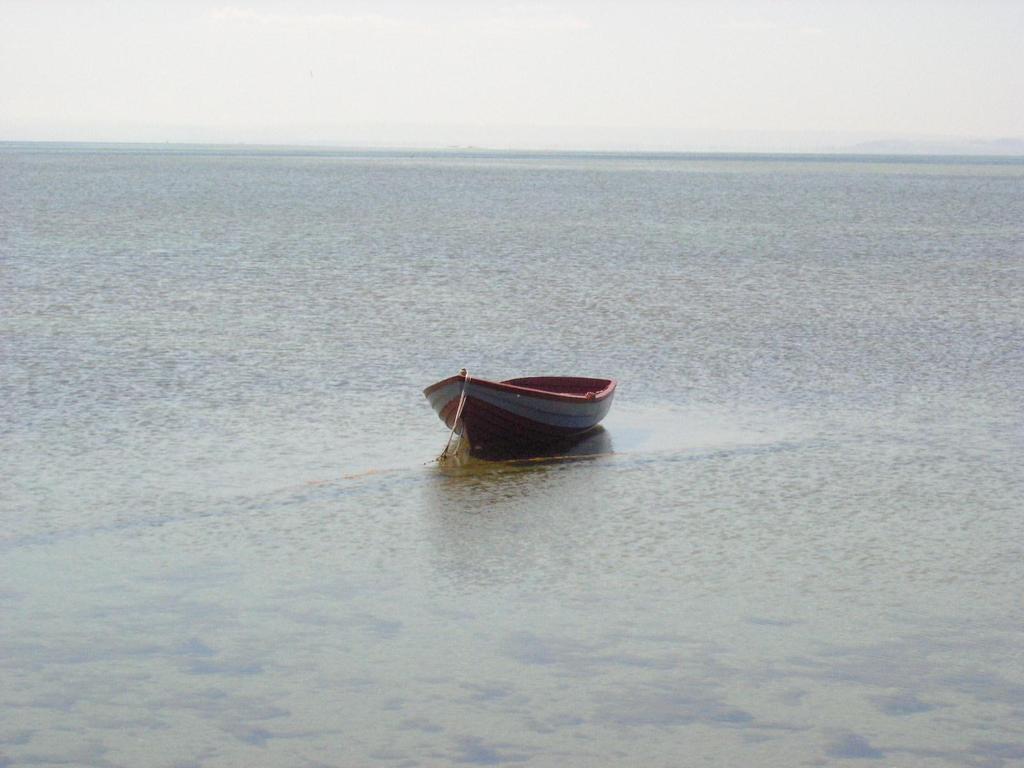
[1,0,1022,151]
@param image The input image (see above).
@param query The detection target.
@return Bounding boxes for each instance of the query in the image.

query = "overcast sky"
[1,0,1021,150]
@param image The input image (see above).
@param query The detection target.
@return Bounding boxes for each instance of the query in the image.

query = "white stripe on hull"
[427,380,612,430]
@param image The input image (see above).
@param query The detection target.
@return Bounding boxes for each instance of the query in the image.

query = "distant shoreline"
[2,140,1023,162]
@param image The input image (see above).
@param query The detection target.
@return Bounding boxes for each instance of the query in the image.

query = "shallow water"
[2,144,1023,767]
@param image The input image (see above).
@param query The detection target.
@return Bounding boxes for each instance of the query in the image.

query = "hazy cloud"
[479,4,591,33]
[208,4,589,34]
[209,6,406,30]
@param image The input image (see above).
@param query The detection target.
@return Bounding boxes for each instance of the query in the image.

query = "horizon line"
[2,138,1024,160]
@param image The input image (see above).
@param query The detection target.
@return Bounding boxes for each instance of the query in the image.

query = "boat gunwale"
[423,374,617,403]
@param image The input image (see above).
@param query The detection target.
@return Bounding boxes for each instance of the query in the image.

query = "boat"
[423,370,616,451]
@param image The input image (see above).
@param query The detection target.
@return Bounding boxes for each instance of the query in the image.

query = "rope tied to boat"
[439,368,470,460]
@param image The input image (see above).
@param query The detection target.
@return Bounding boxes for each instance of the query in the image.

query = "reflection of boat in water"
[468,425,613,462]
[424,371,616,454]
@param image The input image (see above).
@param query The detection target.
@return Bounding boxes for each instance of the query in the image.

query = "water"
[2,143,1023,767]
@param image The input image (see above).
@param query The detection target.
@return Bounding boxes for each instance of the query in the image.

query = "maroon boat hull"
[424,373,616,449]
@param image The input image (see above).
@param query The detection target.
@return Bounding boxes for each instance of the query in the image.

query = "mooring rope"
[439,368,470,460]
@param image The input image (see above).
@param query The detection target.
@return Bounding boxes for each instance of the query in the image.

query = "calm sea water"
[2,143,1023,767]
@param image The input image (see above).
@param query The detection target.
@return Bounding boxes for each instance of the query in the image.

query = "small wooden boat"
[424,370,616,450]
